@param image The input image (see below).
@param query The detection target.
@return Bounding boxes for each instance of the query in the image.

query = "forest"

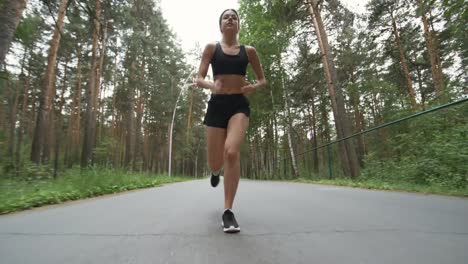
[0,0,466,210]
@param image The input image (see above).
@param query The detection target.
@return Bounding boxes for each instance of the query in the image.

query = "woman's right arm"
[195,43,216,90]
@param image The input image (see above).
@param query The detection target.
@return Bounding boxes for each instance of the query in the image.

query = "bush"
[361,106,467,190]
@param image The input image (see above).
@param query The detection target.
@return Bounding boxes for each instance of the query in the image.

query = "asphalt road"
[1,179,467,264]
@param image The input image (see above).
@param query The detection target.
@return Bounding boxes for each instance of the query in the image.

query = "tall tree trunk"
[133,90,144,171]
[350,71,365,166]
[96,20,107,146]
[15,75,30,173]
[28,81,37,137]
[133,57,146,171]
[54,60,68,177]
[371,92,388,158]
[81,0,101,168]
[319,91,329,143]
[417,0,444,98]
[31,0,68,164]
[390,11,418,111]
[0,0,27,64]
[1,81,12,164]
[415,63,426,106]
[125,62,136,168]
[110,55,118,140]
[250,134,259,179]
[257,133,263,178]
[194,140,200,177]
[270,88,280,177]
[8,78,20,157]
[11,49,28,162]
[65,46,82,167]
[110,94,117,138]
[350,89,365,166]
[307,0,360,178]
[0,99,3,163]
[266,120,274,178]
[97,85,105,145]
[431,12,444,94]
[308,101,319,173]
[142,127,150,170]
[280,63,299,178]
[248,134,256,179]
[115,116,122,167]
[43,64,58,165]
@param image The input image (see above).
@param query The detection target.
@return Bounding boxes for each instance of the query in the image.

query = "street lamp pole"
[168,70,196,177]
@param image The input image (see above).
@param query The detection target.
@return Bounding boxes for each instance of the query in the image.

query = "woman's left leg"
[223,113,249,209]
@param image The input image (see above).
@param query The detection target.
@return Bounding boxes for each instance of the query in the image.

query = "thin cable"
[284,97,468,161]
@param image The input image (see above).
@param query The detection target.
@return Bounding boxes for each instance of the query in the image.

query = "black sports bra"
[211,42,249,77]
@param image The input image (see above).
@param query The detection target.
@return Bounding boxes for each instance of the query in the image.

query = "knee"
[208,157,223,171]
[224,146,239,163]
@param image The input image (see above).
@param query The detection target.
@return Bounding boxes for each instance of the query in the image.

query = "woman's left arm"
[242,46,267,94]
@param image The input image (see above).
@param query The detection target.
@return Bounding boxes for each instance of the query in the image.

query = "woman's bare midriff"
[212,75,247,94]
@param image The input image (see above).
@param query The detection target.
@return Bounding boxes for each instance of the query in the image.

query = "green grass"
[0,168,190,215]
[2,167,465,215]
[293,178,468,197]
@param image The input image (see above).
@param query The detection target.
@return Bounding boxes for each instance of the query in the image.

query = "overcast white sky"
[160,0,368,58]
[160,0,239,54]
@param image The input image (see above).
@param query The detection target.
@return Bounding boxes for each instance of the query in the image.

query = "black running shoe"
[222,209,240,233]
[210,173,220,187]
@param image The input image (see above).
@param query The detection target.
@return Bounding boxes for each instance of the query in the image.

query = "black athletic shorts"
[203,94,250,129]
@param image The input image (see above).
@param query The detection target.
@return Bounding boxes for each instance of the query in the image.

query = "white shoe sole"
[222,221,240,233]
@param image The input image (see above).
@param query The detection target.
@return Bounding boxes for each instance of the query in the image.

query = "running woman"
[195,8,267,233]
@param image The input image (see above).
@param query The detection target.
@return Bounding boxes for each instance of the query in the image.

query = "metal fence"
[290,97,468,181]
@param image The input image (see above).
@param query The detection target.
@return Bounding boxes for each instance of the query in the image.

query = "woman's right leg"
[207,127,226,174]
